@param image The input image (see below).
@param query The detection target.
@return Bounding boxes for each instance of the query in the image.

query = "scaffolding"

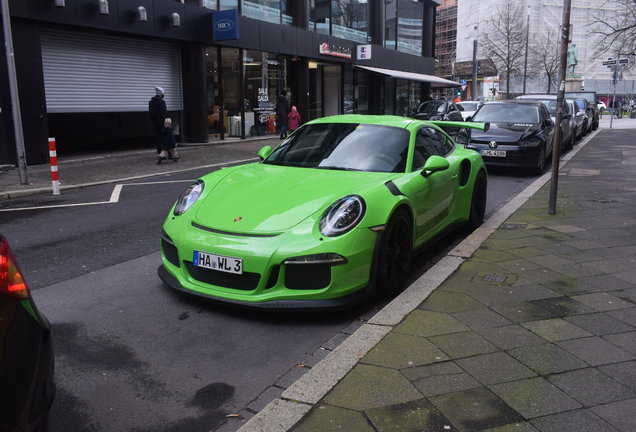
[435,0,457,96]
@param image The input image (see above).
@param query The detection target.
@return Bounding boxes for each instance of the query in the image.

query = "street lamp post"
[523,6,530,94]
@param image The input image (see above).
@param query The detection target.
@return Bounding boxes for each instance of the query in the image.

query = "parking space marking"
[0,180,194,212]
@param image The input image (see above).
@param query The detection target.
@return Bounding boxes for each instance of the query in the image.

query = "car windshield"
[575,100,586,109]
[415,101,447,114]
[472,104,540,123]
[457,102,479,111]
[263,123,409,173]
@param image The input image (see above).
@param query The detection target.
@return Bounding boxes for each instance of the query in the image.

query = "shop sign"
[357,45,372,60]
[213,9,239,41]
[319,43,351,59]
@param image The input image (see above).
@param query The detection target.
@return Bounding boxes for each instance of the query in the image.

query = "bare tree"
[590,0,636,59]
[481,0,527,98]
[531,27,560,94]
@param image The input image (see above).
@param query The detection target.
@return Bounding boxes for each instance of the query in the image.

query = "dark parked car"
[411,100,464,133]
[574,98,593,135]
[516,94,575,150]
[565,90,599,130]
[456,100,555,173]
[0,234,55,432]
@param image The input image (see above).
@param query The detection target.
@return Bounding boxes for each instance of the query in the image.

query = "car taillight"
[0,236,30,299]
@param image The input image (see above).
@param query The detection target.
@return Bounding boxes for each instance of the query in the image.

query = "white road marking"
[0,180,193,212]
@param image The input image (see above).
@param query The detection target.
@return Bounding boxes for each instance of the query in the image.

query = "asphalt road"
[0,156,547,431]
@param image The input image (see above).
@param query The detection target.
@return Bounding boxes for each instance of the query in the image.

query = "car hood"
[194,163,393,232]
[469,122,538,143]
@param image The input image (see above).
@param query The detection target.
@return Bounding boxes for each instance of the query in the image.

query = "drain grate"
[483,274,507,283]
[500,224,525,230]
[624,160,636,166]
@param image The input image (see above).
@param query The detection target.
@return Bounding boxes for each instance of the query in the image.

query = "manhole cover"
[483,274,507,283]
[500,224,525,230]
[624,160,636,166]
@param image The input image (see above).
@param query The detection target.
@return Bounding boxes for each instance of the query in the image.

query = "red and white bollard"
[49,138,60,195]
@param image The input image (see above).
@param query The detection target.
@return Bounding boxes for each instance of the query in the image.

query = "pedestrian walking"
[149,86,168,154]
[157,118,179,164]
[287,106,301,133]
[276,90,290,139]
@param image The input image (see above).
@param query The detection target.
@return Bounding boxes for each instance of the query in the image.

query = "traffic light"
[612,69,617,85]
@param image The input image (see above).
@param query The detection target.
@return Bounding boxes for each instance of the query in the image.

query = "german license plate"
[480,149,506,157]
[194,251,243,275]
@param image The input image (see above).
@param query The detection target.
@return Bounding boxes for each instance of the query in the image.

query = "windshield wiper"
[264,160,293,167]
[317,165,363,171]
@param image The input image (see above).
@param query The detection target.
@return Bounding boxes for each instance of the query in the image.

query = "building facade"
[0,0,449,165]
[455,0,633,98]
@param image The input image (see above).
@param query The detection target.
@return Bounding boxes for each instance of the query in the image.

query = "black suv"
[565,91,599,130]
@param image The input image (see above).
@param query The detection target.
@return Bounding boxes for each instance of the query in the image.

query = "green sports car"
[158,115,488,310]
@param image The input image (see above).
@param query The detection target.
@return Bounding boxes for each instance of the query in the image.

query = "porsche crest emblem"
[489,141,498,149]
[234,217,242,223]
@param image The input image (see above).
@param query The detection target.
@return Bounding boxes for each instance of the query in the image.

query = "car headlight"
[319,195,366,237]
[518,138,541,147]
[431,115,443,121]
[174,180,204,216]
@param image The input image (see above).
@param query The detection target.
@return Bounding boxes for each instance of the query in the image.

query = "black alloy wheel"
[377,209,412,297]
[467,171,487,231]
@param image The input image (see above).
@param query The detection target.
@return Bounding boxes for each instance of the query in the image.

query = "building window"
[220,0,238,11]
[332,0,367,44]
[385,0,396,50]
[201,0,217,10]
[397,0,422,56]
[241,1,292,25]
[311,0,330,34]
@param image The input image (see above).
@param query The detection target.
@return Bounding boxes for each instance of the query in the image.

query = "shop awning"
[355,65,461,88]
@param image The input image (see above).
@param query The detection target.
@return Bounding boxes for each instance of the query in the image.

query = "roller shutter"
[40,29,182,113]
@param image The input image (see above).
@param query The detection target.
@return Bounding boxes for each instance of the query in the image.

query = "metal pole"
[1,0,28,184]
[523,7,530,94]
[549,0,571,215]
[472,40,478,100]
[610,61,617,129]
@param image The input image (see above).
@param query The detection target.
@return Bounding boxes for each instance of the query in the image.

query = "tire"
[467,171,487,231]
[535,144,546,174]
[377,208,412,297]
[566,130,575,150]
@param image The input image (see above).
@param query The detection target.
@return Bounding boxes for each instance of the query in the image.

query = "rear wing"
[428,121,490,132]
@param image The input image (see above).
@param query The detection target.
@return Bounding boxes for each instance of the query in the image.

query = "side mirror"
[466,116,472,122]
[421,155,450,177]
[544,119,554,127]
[258,146,272,161]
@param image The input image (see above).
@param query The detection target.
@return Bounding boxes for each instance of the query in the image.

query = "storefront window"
[241,1,292,25]
[395,79,421,116]
[243,50,289,136]
[332,0,367,44]
[311,0,330,35]
[220,0,238,11]
[385,0,396,50]
[397,0,422,56]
